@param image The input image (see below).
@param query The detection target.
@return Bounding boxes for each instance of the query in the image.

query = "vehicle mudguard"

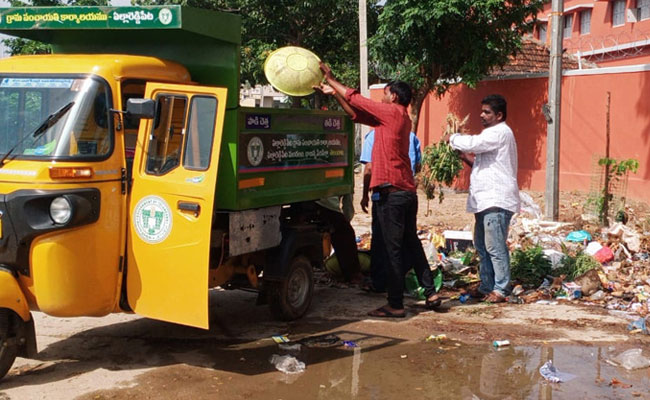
[263,225,322,281]
[0,269,30,322]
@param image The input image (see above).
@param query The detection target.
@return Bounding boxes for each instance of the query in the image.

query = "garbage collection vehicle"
[0,5,354,379]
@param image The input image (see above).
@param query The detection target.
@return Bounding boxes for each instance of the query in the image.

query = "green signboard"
[0,6,182,29]
[238,112,348,173]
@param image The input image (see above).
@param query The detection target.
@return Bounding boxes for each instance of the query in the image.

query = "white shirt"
[449,122,520,214]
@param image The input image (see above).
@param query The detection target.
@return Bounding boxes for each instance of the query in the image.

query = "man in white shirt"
[444,94,520,303]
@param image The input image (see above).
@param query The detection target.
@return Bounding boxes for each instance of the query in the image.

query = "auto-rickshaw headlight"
[50,196,72,224]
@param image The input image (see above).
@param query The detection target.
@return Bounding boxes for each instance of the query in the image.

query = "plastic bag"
[405,269,426,300]
[543,249,566,270]
[405,267,442,300]
[627,317,649,334]
[269,354,306,374]
[566,230,592,243]
[539,360,576,383]
[519,191,542,219]
[594,246,614,263]
[614,349,650,370]
[584,241,602,255]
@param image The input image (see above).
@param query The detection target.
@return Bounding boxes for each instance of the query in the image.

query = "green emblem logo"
[133,195,172,244]
[247,136,264,167]
[158,8,172,25]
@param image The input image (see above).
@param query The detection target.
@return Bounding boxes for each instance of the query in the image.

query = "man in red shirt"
[315,63,437,318]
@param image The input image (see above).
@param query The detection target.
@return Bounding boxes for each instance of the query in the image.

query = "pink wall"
[371,68,650,201]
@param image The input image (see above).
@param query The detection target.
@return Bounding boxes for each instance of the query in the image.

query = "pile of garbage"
[505,193,650,321]
[351,191,650,331]
[407,192,650,330]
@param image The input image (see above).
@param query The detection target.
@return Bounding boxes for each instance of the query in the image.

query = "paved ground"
[1,175,649,399]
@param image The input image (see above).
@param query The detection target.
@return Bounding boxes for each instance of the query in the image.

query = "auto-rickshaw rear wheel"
[267,255,313,321]
[0,309,18,380]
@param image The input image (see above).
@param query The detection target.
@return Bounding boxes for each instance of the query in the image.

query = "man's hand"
[441,132,452,143]
[458,151,474,167]
[360,195,369,213]
[319,62,333,80]
[313,82,335,96]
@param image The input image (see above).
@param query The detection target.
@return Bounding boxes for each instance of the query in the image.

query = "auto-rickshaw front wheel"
[0,309,18,380]
[267,255,314,321]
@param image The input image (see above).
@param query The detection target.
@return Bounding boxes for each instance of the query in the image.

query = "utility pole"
[359,0,368,98]
[358,0,370,144]
[544,0,563,221]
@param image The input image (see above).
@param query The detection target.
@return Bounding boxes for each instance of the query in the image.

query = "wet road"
[0,287,648,399]
[78,340,650,400]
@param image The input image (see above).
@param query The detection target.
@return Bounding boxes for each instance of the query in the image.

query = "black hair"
[386,80,412,107]
[481,94,507,121]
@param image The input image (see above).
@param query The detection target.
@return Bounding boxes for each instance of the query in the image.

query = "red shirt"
[345,88,415,192]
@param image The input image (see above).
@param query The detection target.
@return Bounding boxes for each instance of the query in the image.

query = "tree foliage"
[5,0,378,103]
[134,0,380,107]
[369,0,543,129]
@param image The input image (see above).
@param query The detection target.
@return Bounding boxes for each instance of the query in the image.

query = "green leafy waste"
[553,252,600,280]
[510,245,601,286]
[421,114,466,203]
[510,246,552,286]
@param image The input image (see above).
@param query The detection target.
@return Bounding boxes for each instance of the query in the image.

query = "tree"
[369,0,543,130]
[133,0,380,107]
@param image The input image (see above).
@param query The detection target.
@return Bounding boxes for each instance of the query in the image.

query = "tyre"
[267,255,314,321]
[0,309,18,380]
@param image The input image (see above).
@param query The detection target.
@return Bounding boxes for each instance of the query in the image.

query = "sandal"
[425,294,442,309]
[367,305,406,318]
[483,291,506,303]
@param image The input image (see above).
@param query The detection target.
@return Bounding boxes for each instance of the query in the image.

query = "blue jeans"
[474,208,513,297]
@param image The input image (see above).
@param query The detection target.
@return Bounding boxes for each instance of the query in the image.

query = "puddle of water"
[210,334,650,400]
[67,332,650,399]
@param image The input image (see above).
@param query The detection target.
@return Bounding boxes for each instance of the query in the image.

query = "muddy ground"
[1,174,649,399]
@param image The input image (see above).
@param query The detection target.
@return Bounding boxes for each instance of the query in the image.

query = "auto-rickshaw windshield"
[0,76,111,160]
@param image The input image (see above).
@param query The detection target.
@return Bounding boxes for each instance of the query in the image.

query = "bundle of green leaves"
[553,252,600,280]
[421,114,466,203]
[510,246,552,286]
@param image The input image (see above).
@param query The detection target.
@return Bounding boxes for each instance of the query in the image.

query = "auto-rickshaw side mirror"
[126,98,155,119]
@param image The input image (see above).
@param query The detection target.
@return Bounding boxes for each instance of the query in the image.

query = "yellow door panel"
[127,83,227,329]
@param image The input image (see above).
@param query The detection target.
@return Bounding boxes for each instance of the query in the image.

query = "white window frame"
[539,22,548,41]
[563,14,573,38]
[580,10,592,34]
[612,0,626,26]
[639,0,650,20]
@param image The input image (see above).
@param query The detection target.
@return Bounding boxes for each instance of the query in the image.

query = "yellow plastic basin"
[264,46,323,97]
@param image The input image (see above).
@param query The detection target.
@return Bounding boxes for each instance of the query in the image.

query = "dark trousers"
[374,190,435,309]
[370,202,387,291]
[319,207,361,281]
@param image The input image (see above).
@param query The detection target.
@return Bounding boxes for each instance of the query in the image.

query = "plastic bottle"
[493,340,510,348]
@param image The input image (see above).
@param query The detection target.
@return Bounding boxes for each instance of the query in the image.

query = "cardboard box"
[562,282,582,300]
[443,230,474,253]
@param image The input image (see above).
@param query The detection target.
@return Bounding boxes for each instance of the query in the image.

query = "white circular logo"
[159,8,173,25]
[247,137,264,167]
[133,195,173,244]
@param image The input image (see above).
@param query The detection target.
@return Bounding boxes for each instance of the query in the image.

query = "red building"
[370,30,650,202]
[535,0,650,66]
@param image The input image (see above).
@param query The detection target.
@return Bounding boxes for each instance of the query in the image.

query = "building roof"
[490,38,596,77]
